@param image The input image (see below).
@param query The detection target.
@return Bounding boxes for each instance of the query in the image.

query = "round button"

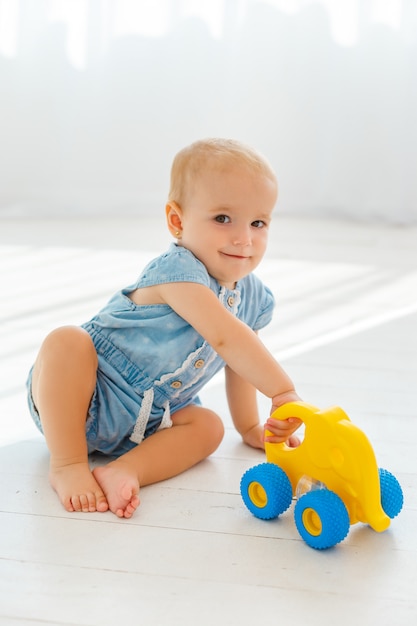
[194,359,205,369]
[171,380,182,389]
[227,296,235,307]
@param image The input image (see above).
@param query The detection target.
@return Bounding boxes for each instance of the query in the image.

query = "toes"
[79,494,91,513]
[122,495,140,519]
[130,495,140,510]
[120,482,136,501]
[112,495,140,519]
[62,497,75,513]
[124,502,138,519]
[70,495,83,512]
[96,496,109,512]
[70,492,108,513]
[86,491,108,512]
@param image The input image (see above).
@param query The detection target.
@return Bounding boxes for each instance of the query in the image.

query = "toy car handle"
[269,400,325,426]
[266,401,347,447]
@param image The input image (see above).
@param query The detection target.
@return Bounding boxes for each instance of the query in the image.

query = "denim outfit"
[27,243,274,457]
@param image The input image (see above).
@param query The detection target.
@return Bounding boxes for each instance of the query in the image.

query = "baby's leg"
[93,405,224,518]
[31,326,108,513]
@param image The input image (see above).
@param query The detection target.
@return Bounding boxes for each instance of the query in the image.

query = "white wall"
[0,0,416,223]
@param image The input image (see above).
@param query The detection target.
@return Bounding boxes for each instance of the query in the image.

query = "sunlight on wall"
[0,0,19,58]
[0,0,415,222]
[271,0,404,46]
[47,0,89,70]
[0,0,410,70]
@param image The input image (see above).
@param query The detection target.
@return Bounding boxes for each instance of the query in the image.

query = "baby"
[26,138,302,519]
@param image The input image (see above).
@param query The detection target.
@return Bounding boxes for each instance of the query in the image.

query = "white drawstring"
[130,387,155,444]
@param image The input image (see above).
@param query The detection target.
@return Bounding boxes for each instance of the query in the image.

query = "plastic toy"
[240,402,403,550]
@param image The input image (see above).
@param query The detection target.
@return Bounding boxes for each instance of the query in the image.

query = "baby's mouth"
[221,251,249,259]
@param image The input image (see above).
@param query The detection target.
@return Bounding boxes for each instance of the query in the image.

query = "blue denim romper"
[27,244,274,457]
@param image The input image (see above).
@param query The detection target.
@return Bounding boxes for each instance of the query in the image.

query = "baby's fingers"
[264,417,302,443]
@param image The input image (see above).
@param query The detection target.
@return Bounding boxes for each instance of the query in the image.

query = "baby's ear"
[166,202,183,237]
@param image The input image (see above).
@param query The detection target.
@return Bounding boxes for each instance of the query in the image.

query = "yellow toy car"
[240,402,403,550]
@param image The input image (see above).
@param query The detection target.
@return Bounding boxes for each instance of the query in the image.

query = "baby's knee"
[203,410,225,453]
[36,326,97,370]
[174,406,224,455]
[42,326,95,357]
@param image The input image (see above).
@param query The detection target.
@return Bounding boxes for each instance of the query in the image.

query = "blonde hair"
[168,138,277,207]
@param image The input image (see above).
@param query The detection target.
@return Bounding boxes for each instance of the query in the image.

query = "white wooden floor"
[1,215,416,626]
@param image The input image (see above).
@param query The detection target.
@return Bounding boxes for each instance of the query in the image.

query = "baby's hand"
[264,416,302,447]
[242,423,265,451]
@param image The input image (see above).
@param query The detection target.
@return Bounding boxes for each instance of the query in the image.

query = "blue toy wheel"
[379,468,403,519]
[240,463,293,520]
[294,489,350,550]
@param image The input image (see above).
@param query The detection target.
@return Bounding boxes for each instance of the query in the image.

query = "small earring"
[175,230,181,238]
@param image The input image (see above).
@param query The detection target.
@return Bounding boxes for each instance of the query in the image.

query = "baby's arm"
[225,365,264,449]
[159,283,293,391]
[158,282,302,430]
[226,366,302,448]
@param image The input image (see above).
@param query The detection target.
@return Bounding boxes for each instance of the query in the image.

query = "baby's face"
[178,165,277,289]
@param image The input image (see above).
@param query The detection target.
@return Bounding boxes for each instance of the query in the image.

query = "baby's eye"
[215,215,231,224]
[252,220,266,228]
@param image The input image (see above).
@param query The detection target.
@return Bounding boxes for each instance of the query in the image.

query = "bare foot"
[93,461,140,519]
[49,461,109,513]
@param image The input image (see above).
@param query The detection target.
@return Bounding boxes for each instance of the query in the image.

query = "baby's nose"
[232,226,251,246]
